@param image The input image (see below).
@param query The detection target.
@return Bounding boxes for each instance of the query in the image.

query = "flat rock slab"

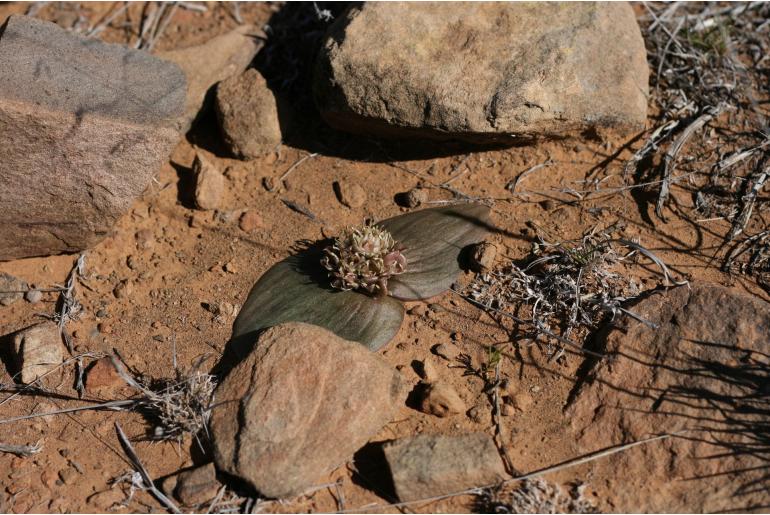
[314,2,648,143]
[383,433,507,502]
[210,322,404,499]
[567,284,770,512]
[0,15,185,261]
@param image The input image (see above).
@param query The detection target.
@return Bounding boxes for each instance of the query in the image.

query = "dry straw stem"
[114,422,181,514]
[0,441,42,457]
[656,105,725,220]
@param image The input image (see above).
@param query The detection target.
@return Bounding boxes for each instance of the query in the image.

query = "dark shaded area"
[0,330,18,382]
[351,441,398,503]
[170,160,196,210]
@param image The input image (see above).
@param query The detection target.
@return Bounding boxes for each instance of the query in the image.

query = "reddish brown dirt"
[1,2,768,514]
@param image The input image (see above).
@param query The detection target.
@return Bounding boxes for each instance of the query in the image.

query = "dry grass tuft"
[465,226,676,358]
[475,479,598,514]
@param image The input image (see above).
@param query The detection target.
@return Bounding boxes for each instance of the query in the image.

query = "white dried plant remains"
[321,223,407,295]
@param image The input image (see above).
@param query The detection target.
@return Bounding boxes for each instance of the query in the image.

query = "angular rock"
[158,26,264,132]
[210,322,404,498]
[383,433,507,502]
[85,357,124,396]
[193,154,224,211]
[568,284,770,512]
[0,15,185,261]
[432,343,459,362]
[417,381,466,417]
[11,321,63,384]
[416,359,439,383]
[0,273,27,306]
[215,68,282,159]
[315,3,648,143]
[173,463,220,506]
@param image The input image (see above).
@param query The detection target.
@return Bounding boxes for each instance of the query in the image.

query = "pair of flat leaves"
[232,204,492,351]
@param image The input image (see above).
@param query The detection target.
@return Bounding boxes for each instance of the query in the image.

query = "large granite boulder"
[314,2,648,143]
[0,15,185,261]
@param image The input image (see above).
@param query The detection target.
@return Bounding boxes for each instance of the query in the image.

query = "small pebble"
[0,272,27,306]
[470,242,497,272]
[113,280,133,299]
[58,468,78,485]
[467,405,485,424]
[193,153,225,210]
[262,176,276,192]
[334,180,367,208]
[407,304,428,317]
[400,187,427,208]
[239,210,264,232]
[432,343,459,361]
[417,381,466,417]
[417,359,439,383]
[25,289,42,304]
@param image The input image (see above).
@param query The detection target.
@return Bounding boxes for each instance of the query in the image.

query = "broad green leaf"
[232,247,404,352]
[380,203,493,300]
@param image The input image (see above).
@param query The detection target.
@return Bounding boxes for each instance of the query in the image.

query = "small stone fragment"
[333,180,367,208]
[158,25,264,132]
[0,273,27,306]
[405,188,428,208]
[58,468,78,485]
[113,280,133,299]
[470,242,497,272]
[24,289,42,304]
[239,210,264,232]
[432,343,459,362]
[11,322,63,384]
[407,304,428,317]
[467,405,485,424]
[383,433,508,502]
[211,322,404,498]
[416,359,439,383]
[418,381,466,417]
[193,153,225,211]
[85,358,124,396]
[215,68,282,159]
[504,392,533,413]
[173,463,220,506]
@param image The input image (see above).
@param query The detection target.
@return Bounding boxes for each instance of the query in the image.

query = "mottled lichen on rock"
[321,223,407,295]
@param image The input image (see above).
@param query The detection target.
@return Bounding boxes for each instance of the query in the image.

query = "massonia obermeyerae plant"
[231,203,492,351]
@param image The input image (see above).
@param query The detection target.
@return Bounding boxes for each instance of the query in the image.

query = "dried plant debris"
[642,2,769,116]
[113,359,216,443]
[139,371,216,442]
[724,229,770,293]
[465,227,676,356]
[475,479,598,514]
[628,3,770,234]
